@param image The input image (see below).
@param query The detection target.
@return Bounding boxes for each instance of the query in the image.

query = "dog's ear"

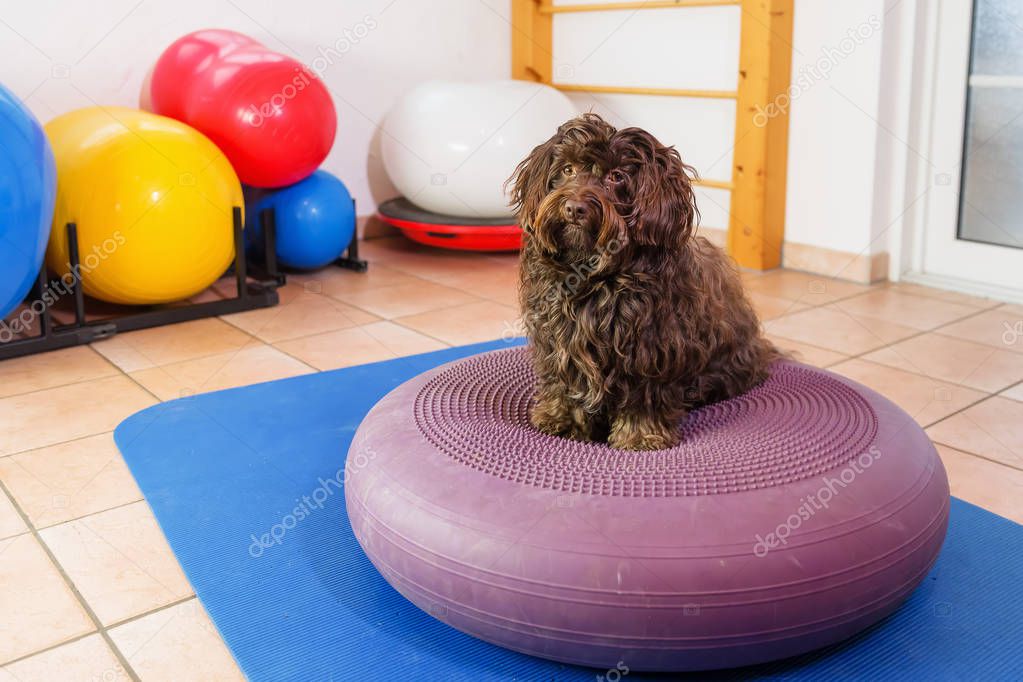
[506,134,559,231]
[619,128,700,251]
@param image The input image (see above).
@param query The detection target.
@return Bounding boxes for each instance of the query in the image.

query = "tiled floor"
[1,235,1021,680]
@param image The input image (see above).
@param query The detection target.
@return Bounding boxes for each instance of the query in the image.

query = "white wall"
[784,0,888,257]
[0,0,511,215]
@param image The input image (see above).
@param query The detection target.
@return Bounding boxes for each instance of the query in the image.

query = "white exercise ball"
[381,80,576,218]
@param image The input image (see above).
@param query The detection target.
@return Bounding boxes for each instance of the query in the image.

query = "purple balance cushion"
[345,348,950,672]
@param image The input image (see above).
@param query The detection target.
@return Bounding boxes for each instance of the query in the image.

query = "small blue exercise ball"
[246,170,356,270]
[0,83,56,320]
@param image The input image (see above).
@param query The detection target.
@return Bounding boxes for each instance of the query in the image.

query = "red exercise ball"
[147,29,337,188]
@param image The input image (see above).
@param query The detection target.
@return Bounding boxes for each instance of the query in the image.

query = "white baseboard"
[901,271,1023,305]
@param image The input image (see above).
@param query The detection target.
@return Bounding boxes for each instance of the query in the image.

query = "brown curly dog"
[508,113,779,450]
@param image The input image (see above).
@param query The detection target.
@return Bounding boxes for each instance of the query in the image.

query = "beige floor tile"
[108,599,244,682]
[129,344,313,400]
[1003,382,1023,402]
[0,491,26,540]
[0,433,142,529]
[0,376,155,457]
[396,301,520,346]
[766,334,848,368]
[432,268,521,308]
[927,396,1023,471]
[360,237,511,284]
[884,282,1002,309]
[414,258,519,289]
[746,270,872,306]
[862,333,1023,393]
[221,291,378,343]
[342,280,480,319]
[937,445,1023,524]
[936,308,1023,354]
[0,347,118,399]
[357,235,423,261]
[740,269,766,287]
[0,634,128,681]
[0,534,94,663]
[91,319,256,372]
[39,502,193,626]
[749,292,808,321]
[1000,302,1023,315]
[763,306,919,355]
[832,289,979,331]
[276,321,446,371]
[291,263,421,296]
[830,358,986,427]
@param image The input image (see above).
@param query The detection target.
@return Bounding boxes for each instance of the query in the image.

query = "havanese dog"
[509,113,778,451]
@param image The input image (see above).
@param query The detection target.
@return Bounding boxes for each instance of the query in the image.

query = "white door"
[911,0,1023,298]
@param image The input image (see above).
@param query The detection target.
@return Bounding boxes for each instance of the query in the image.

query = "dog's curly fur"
[508,113,779,451]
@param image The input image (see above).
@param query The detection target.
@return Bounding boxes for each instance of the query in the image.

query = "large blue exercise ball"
[0,83,56,320]
[246,170,355,270]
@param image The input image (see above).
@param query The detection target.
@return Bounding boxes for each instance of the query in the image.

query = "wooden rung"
[553,83,737,99]
[540,0,740,14]
[693,178,733,191]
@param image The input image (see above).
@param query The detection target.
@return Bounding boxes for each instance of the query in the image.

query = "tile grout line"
[0,479,141,681]
[772,309,985,377]
[1000,378,1023,404]
[930,439,1023,475]
[103,594,197,631]
[1,430,119,461]
[919,390,1004,431]
[32,497,146,533]
[0,369,125,402]
[258,342,322,375]
[0,630,99,669]
[341,294,497,329]
[92,337,269,377]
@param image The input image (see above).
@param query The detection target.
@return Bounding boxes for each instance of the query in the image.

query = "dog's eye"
[608,170,626,184]
[562,165,575,177]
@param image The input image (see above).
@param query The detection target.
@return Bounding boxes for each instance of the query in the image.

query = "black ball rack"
[0,202,367,361]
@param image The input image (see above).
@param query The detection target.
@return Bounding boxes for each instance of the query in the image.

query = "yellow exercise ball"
[45,107,243,305]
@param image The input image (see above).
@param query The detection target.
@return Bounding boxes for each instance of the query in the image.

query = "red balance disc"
[377,198,521,252]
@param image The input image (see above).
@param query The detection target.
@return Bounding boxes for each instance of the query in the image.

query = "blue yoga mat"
[115,339,1023,681]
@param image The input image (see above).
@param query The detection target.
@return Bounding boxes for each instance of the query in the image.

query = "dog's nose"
[563,200,588,223]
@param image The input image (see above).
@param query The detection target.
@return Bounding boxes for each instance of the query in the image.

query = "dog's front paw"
[530,405,571,437]
[530,401,590,440]
[608,414,679,451]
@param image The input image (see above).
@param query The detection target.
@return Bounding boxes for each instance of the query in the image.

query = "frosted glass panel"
[969,0,1023,76]
[959,88,1023,248]
[958,0,1023,249]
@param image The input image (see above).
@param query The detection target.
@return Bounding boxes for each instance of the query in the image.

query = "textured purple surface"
[414,350,879,496]
[346,347,950,672]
